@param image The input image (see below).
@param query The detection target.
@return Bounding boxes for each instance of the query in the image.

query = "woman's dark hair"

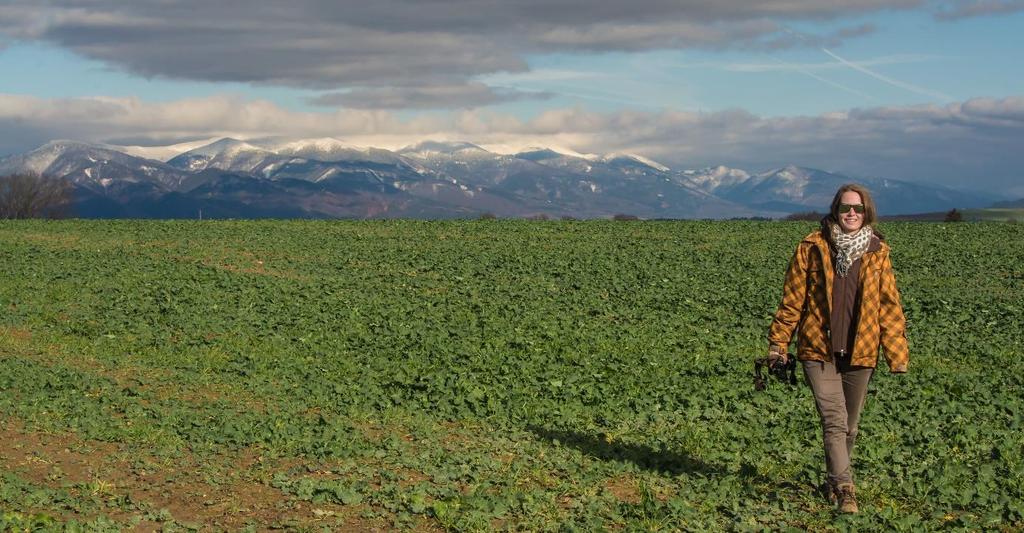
[829,183,878,226]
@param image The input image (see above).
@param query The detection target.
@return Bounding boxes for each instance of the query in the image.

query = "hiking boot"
[835,483,858,513]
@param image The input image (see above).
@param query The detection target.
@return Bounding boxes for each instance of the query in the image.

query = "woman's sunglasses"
[839,203,865,214]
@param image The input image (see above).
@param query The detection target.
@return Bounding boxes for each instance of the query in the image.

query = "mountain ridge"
[0,138,1001,219]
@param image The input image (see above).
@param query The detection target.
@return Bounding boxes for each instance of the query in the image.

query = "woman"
[768,184,909,514]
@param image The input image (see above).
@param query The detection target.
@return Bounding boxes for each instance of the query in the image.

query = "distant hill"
[992,198,1024,209]
[879,207,1024,222]
[963,208,1024,222]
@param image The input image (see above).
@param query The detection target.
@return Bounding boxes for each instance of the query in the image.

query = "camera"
[753,354,797,391]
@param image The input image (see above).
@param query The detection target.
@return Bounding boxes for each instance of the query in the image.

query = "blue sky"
[486,11,1023,117]
[1,1,1022,194]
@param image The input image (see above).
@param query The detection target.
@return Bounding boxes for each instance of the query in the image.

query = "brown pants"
[802,358,874,486]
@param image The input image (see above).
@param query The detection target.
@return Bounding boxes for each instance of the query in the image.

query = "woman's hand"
[768,346,789,367]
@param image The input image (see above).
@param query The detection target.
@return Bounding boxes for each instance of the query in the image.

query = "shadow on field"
[527,425,725,477]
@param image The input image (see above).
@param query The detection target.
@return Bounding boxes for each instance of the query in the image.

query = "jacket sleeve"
[878,250,909,372]
[768,244,808,352]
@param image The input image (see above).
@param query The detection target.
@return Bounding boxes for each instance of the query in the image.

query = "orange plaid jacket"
[768,229,909,372]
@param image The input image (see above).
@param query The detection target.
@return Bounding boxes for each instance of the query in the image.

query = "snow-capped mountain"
[0,140,190,192]
[167,138,273,173]
[0,138,998,219]
[109,137,223,162]
[398,141,496,161]
[601,153,671,173]
[167,137,431,184]
[253,137,414,167]
[681,165,752,194]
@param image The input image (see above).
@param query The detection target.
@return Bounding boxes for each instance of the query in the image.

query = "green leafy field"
[1,220,1022,531]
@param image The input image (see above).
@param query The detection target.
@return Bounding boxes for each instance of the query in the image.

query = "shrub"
[785,211,822,221]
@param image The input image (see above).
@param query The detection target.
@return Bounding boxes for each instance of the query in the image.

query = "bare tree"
[0,172,73,219]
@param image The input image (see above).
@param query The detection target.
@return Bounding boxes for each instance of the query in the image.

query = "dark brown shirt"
[830,236,882,356]
[831,258,861,355]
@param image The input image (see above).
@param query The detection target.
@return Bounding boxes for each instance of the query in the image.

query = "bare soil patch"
[603,475,641,504]
[0,418,394,530]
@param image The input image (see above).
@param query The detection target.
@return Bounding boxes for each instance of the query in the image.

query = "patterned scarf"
[831,224,873,277]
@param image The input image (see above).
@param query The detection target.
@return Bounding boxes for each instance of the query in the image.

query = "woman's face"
[837,190,865,233]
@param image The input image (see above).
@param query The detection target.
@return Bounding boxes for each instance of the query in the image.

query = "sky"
[1,0,1022,196]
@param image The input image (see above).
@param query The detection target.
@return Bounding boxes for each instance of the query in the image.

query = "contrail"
[781,26,954,103]
[769,56,876,102]
[819,47,954,102]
